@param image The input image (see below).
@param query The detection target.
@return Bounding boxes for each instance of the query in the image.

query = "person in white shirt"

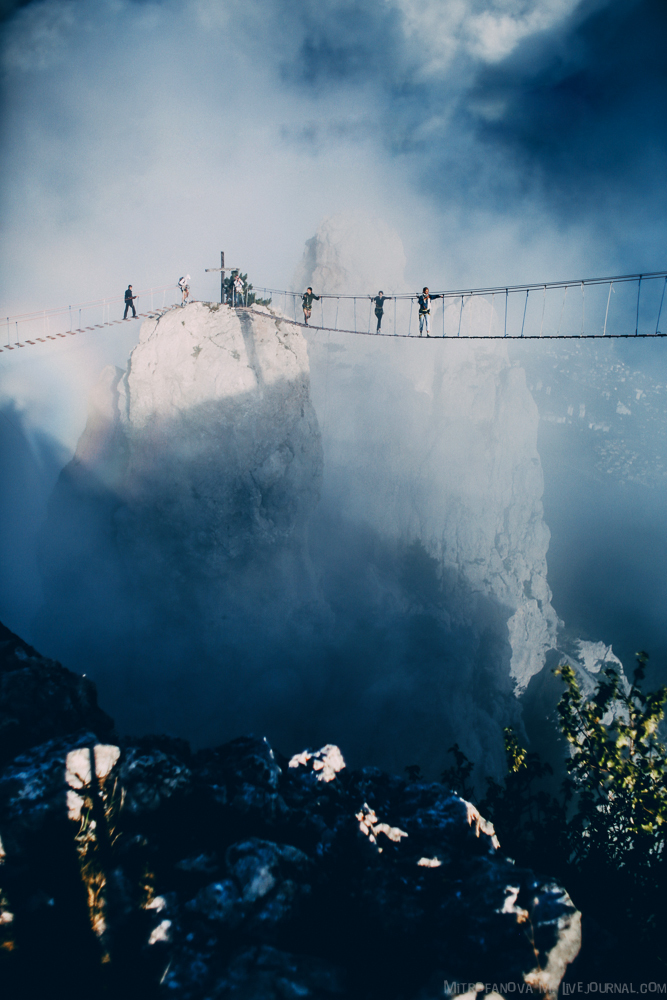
[417,287,442,337]
[178,275,191,307]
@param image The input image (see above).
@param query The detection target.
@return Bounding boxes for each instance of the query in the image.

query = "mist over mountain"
[21,217,661,788]
[23,222,538,779]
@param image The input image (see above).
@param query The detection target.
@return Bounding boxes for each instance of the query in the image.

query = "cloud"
[1,0,665,420]
[1,0,666,764]
[465,0,667,210]
[2,0,664,309]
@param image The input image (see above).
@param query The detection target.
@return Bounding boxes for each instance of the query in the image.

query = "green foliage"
[457,652,667,969]
[556,652,667,879]
[223,270,271,308]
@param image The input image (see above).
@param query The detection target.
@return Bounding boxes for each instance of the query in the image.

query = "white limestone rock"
[293,212,407,296]
[36,301,324,683]
[84,301,323,572]
[298,216,559,691]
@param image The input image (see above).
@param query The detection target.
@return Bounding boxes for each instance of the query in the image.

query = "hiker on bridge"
[301,287,320,326]
[124,285,137,319]
[417,287,442,337]
[370,291,392,333]
[178,275,190,306]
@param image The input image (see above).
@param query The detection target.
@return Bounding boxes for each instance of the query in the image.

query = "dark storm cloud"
[0,0,156,23]
[0,0,30,24]
[255,0,666,241]
[465,0,667,212]
[3,0,664,236]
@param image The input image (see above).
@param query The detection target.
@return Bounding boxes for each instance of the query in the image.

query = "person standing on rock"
[417,287,442,337]
[124,284,137,319]
[233,273,244,307]
[178,275,190,307]
[301,287,320,326]
[370,291,392,333]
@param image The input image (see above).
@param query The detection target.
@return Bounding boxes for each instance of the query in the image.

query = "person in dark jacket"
[124,285,137,319]
[370,291,392,333]
[301,287,320,326]
[417,287,442,336]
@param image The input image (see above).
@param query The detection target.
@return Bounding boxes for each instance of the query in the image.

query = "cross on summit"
[205,252,241,304]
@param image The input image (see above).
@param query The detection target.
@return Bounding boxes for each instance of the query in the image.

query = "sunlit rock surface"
[0,634,581,999]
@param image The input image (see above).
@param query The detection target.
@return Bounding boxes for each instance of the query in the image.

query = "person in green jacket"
[301,287,320,326]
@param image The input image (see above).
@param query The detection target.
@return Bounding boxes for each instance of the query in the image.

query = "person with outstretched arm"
[301,287,320,326]
[417,287,442,337]
[124,285,137,319]
[370,291,392,333]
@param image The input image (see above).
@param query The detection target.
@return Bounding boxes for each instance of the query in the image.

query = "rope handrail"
[2,269,666,354]
[4,271,666,323]
[249,270,667,301]
[2,283,176,324]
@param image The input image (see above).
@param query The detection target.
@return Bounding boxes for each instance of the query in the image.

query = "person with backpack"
[301,287,320,326]
[417,287,442,336]
[124,284,137,319]
[233,273,244,306]
[370,291,392,333]
[178,275,190,306]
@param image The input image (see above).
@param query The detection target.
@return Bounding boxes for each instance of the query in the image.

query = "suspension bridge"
[2,271,666,353]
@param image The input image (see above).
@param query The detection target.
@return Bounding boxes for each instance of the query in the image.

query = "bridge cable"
[520,289,529,339]
[656,276,666,335]
[603,281,614,336]
[557,286,568,337]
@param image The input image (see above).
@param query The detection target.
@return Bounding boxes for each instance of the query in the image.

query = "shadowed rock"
[0,634,581,999]
[0,620,113,766]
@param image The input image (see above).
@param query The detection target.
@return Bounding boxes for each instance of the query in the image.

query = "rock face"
[36,302,326,743]
[298,217,559,693]
[293,213,407,296]
[35,221,565,777]
[48,302,321,578]
[0,631,581,999]
[119,303,321,565]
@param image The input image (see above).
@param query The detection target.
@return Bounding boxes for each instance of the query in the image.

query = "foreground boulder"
[0,722,580,998]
